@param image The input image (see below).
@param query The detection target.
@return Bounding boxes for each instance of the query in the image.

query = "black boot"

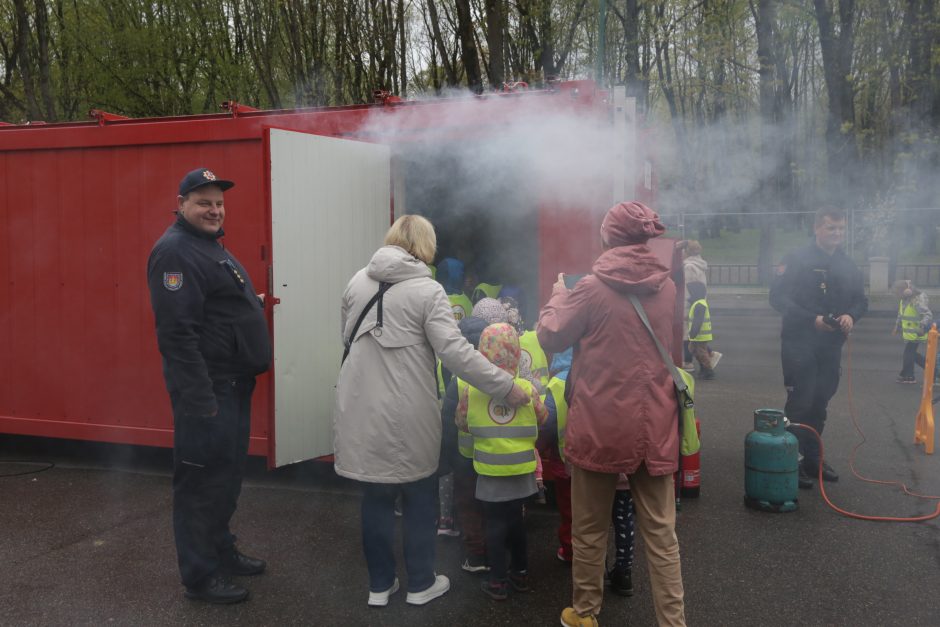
[797,464,814,490]
[606,566,634,597]
[220,547,267,576]
[184,573,249,604]
[820,461,839,482]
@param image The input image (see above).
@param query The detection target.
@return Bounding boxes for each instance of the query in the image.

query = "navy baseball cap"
[178,167,235,196]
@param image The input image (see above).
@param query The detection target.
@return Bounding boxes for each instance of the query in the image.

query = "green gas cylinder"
[744,408,799,513]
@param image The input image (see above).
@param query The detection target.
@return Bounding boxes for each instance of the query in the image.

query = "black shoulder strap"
[342,282,393,365]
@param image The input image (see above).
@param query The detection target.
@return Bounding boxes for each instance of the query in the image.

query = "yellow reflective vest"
[436,360,446,397]
[448,293,472,321]
[687,298,713,342]
[472,282,503,303]
[454,378,474,459]
[467,378,538,476]
[519,330,549,388]
[545,376,568,462]
[899,300,927,342]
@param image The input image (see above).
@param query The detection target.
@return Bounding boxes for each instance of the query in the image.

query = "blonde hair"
[384,214,437,264]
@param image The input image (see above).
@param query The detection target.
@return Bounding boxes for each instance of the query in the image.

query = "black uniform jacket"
[147,216,271,415]
[769,242,868,346]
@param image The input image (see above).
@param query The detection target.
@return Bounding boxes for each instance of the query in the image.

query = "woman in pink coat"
[537,201,686,627]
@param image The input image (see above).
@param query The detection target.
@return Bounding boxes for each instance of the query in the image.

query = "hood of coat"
[684,254,707,274]
[367,246,432,283]
[592,244,672,295]
[479,323,520,376]
[458,315,490,349]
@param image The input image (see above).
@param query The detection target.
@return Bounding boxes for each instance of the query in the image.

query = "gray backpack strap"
[628,294,688,393]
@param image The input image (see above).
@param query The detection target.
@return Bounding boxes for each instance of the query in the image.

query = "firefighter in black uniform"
[147,168,272,604]
[770,207,868,489]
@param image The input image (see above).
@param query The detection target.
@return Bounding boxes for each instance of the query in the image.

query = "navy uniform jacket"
[769,242,868,346]
[147,216,271,415]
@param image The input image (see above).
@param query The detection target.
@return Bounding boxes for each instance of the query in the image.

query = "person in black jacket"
[769,207,868,489]
[147,167,272,604]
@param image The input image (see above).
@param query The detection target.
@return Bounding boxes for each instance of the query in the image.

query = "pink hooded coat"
[536,205,679,476]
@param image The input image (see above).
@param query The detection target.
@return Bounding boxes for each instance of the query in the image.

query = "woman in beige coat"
[333,215,528,608]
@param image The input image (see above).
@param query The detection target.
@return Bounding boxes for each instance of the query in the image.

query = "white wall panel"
[269,129,390,467]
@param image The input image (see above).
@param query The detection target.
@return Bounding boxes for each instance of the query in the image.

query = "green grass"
[664,227,811,264]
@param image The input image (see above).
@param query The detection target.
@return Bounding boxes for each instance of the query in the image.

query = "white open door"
[268,128,391,467]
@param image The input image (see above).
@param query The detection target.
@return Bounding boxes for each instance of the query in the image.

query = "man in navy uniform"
[770,207,868,489]
[148,168,271,604]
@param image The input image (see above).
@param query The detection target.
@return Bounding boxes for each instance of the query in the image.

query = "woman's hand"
[504,382,531,408]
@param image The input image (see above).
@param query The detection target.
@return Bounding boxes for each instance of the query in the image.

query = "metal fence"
[671,208,940,287]
[707,263,940,287]
[706,265,760,285]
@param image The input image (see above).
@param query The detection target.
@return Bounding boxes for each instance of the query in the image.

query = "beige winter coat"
[333,246,514,483]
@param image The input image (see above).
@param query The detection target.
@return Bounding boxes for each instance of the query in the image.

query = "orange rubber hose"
[788,336,940,522]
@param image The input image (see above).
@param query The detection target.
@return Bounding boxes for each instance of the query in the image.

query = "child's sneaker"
[556,547,572,563]
[710,351,723,369]
[508,570,531,592]
[461,555,490,573]
[682,362,695,371]
[606,566,634,596]
[896,375,917,384]
[535,485,547,504]
[436,517,460,537]
[481,579,508,601]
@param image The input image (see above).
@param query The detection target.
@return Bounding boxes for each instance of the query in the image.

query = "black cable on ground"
[0,461,56,478]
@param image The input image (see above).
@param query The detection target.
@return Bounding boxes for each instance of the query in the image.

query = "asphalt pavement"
[2,303,939,626]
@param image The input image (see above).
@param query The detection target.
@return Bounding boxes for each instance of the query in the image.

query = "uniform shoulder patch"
[163,272,183,291]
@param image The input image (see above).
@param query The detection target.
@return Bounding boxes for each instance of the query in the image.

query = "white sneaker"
[367,577,399,607]
[682,362,695,371]
[710,351,723,369]
[405,574,450,605]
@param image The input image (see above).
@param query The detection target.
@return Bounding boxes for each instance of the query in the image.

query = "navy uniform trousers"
[170,377,255,587]
[782,340,842,469]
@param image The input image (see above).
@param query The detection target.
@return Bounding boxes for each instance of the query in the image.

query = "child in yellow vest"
[687,281,721,380]
[892,279,933,383]
[456,323,547,600]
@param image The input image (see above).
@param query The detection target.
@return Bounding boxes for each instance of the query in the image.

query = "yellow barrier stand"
[915,324,937,454]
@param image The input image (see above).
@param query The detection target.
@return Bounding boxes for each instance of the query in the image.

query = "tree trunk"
[485,0,505,88]
[455,0,483,92]
[537,0,557,78]
[813,0,858,204]
[13,0,42,120]
[398,0,407,97]
[617,0,647,110]
[34,0,55,120]
[427,0,459,86]
[754,0,779,283]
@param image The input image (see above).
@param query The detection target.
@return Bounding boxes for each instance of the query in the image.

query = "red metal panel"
[0,153,9,414]
[0,138,271,455]
[7,152,39,419]
[0,81,643,462]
